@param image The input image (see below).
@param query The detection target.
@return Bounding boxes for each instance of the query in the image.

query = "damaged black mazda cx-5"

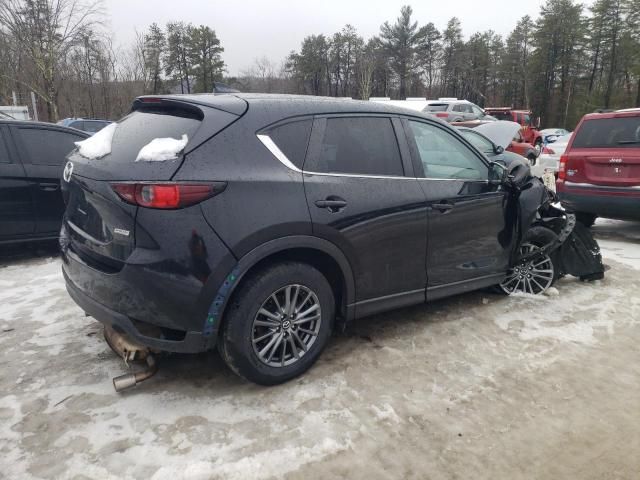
[60,94,603,389]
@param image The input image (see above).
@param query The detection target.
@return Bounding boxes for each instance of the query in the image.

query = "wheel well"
[222,248,347,325]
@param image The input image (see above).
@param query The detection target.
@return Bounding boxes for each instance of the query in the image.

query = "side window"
[408,121,488,180]
[314,117,403,176]
[471,105,484,116]
[452,104,463,112]
[460,130,495,155]
[17,128,84,166]
[464,105,474,114]
[267,119,312,169]
[0,129,11,163]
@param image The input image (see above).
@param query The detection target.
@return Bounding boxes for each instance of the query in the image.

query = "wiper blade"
[618,140,640,144]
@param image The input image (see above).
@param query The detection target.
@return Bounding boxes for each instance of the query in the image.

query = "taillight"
[558,155,568,181]
[435,112,449,118]
[111,183,226,209]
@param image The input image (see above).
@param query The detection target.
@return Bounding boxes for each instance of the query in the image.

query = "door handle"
[39,183,60,192]
[433,201,454,212]
[315,196,347,213]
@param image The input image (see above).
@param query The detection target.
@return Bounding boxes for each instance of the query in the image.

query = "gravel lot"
[1,220,639,480]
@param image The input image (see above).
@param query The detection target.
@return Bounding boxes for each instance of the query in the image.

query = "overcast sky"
[104,0,593,76]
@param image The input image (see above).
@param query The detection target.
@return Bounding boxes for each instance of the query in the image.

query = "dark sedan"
[0,120,88,244]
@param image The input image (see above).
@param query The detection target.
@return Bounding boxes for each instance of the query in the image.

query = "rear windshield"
[108,105,202,162]
[424,104,448,112]
[573,116,640,148]
[490,112,512,121]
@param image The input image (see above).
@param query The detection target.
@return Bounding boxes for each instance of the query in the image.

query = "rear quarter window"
[266,119,312,169]
[572,116,640,148]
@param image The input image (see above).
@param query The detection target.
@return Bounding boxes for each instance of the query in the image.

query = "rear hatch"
[566,113,640,187]
[63,95,247,268]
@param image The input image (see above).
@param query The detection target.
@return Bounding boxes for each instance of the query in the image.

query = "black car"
[58,118,112,135]
[0,120,88,245]
[61,94,559,385]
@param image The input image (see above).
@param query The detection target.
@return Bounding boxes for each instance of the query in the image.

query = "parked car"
[484,107,543,152]
[423,98,494,123]
[0,120,88,244]
[531,133,573,178]
[58,118,112,135]
[61,94,560,385]
[557,108,640,226]
[475,121,539,164]
[540,128,570,144]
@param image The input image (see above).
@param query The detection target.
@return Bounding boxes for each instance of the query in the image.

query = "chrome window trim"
[256,133,488,183]
[256,134,302,172]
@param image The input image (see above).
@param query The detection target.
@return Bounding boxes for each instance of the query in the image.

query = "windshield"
[459,130,494,155]
[424,104,448,112]
[573,116,640,148]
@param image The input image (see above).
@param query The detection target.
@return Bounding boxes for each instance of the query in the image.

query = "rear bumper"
[65,270,208,353]
[60,208,237,353]
[558,182,640,220]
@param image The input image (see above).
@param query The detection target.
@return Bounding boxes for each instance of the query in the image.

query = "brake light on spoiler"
[111,182,226,209]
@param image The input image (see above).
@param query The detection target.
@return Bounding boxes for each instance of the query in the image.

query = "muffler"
[104,326,158,392]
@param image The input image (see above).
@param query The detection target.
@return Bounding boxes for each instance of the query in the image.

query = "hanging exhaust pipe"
[113,354,158,392]
[104,326,159,392]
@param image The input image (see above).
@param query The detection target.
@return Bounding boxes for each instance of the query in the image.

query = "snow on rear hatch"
[136,134,189,162]
[75,122,117,160]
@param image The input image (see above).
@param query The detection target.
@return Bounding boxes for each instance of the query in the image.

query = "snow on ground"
[0,220,639,479]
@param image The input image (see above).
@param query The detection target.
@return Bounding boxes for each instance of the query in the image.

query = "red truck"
[484,108,543,152]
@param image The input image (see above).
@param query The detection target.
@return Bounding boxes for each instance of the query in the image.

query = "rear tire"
[219,262,334,385]
[575,212,597,228]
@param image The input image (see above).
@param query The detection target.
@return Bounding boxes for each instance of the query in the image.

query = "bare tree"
[0,0,103,121]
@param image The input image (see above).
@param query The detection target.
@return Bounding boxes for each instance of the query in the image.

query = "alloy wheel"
[500,243,554,295]
[251,284,322,367]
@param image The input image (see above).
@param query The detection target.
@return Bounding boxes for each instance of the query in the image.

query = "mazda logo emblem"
[63,161,74,182]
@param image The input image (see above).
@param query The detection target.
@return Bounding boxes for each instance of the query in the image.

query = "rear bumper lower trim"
[64,270,209,353]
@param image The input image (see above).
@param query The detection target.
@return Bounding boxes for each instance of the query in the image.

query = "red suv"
[557,109,640,226]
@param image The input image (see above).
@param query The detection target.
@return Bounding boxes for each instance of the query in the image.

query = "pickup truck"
[484,108,543,153]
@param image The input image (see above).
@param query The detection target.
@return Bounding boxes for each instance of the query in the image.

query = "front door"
[403,118,514,300]
[303,115,428,315]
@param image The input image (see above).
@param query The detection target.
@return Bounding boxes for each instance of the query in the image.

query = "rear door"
[0,124,35,239]
[568,114,640,187]
[302,115,428,315]
[403,118,513,299]
[12,125,87,235]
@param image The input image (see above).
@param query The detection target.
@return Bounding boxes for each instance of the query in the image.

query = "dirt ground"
[1,220,639,480]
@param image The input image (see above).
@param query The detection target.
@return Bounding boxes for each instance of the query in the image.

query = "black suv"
[61,94,554,385]
[1,120,88,244]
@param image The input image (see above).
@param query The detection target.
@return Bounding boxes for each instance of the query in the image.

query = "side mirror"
[489,161,509,185]
[494,145,504,155]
